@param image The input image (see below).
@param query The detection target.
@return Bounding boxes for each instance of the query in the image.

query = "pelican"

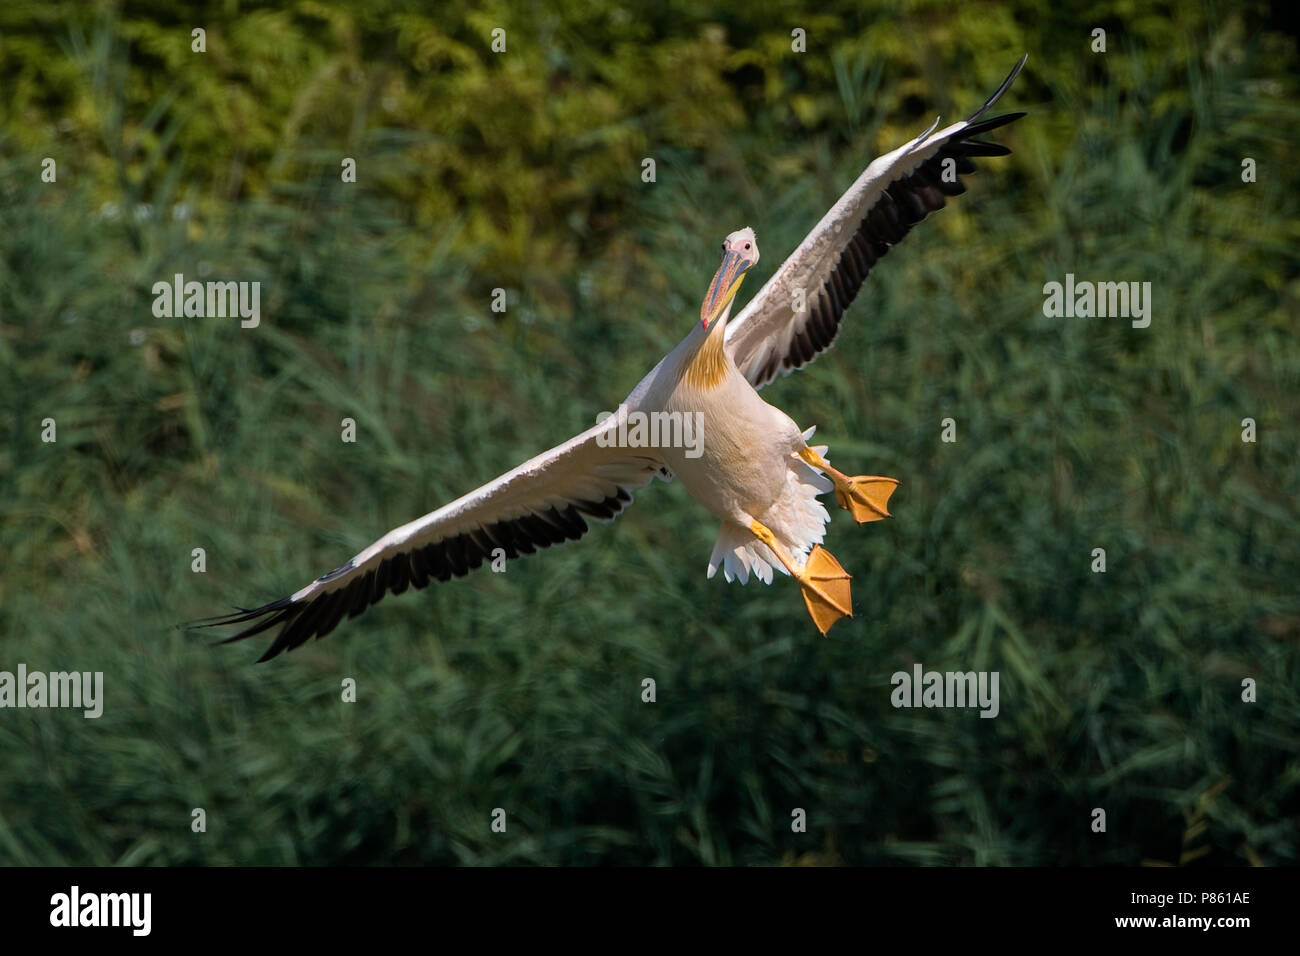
[191,57,1027,660]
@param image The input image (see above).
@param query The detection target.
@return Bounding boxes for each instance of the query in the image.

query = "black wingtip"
[963,111,1027,138]
[178,596,300,663]
[179,597,294,632]
[969,54,1029,121]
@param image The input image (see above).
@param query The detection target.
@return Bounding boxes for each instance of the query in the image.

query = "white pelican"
[193,57,1027,659]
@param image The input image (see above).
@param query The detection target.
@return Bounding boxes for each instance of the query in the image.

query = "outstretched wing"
[187,416,666,661]
[725,55,1028,390]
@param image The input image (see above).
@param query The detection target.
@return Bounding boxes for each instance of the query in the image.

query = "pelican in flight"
[193,57,1027,660]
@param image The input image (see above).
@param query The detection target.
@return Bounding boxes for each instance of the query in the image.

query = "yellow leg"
[749,519,852,636]
[798,447,899,524]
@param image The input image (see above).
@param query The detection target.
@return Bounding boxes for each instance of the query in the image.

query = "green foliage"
[1,0,1296,865]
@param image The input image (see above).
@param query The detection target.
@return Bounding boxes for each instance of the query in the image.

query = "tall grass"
[0,1,1296,865]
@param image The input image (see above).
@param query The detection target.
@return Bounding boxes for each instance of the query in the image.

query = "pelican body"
[191,57,1028,659]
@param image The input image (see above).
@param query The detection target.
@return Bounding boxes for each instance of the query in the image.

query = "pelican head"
[700,227,759,328]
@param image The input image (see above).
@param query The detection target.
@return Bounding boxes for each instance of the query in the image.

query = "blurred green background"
[1,0,1296,865]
